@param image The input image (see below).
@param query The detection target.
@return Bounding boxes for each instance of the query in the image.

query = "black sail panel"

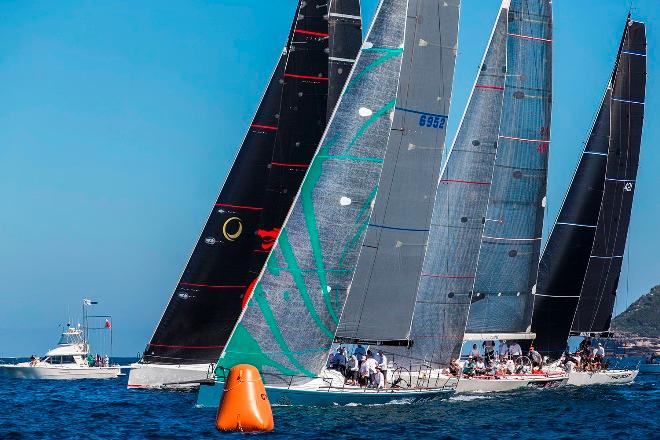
[245,0,362,293]
[531,90,611,356]
[327,1,363,118]
[572,20,646,334]
[144,1,329,365]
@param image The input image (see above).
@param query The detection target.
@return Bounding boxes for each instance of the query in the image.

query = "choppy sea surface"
[0,358,657,439]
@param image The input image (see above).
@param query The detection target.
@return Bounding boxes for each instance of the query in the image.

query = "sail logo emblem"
[222,217,243,242]
[623,182,634,192]
[205,237,217,245]
[257,228,281,250]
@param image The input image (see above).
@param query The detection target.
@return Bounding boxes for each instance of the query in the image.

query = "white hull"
[0,365,120,380]
[567,369,638,386]
[127,362,211,389]
[456,373,568,393]
[197,370,455,407]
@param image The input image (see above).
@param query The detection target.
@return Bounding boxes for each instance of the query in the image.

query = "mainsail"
[466,0,553,336]
[336,0,461,345]
[404,1,509,367]
[532,18,646,354]
[143,0,361,365]
[218,0,409,385]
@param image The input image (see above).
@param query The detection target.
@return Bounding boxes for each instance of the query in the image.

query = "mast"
[336,0,461,346]
[143,1,357,366]
[218,0,410,386]
[465,0,553,338]
[401,0,509,367]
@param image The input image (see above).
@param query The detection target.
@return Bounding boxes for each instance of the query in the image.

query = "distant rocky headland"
[611,285,660,356]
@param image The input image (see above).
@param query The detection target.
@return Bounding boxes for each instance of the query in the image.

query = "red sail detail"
[257,228,281,250]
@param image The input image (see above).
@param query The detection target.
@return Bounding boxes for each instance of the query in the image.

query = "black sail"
[531,18,646,355]
[143,1,361,365]
[572,20,646,333]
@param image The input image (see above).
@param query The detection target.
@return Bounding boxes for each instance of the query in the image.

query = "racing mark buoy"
[215,364,274,432]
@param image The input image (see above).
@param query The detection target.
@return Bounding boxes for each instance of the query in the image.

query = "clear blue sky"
[0,1,657,356]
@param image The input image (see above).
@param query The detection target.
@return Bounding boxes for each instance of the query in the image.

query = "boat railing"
[213,366,455,393]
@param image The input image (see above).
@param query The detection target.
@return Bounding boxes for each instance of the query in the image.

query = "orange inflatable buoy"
[215,364,274,432]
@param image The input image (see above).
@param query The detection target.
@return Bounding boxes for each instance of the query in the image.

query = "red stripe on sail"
[215,203,263,211]
[285,73,329,81]
[295,29,329,37]
[250,124,278,131]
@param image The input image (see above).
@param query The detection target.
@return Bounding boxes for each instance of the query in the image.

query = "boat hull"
[567,369,638,386]
[196,381,453,408]
[456,374,568,393]
[0,365,120,380]
[639,364,660,374]
[127,363,211,389]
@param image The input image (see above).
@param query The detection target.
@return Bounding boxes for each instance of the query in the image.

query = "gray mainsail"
[217,0,409,385]
[466,0,552,335]
[336,0,461,344]
[404,2,508,366]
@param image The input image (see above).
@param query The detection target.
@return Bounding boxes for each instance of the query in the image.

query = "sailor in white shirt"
[377,350,388,386]
[363,351,379,387]
[346,354,359,385]
[374,368,385,389]
[595,343,605,359]
[505,358,516,374]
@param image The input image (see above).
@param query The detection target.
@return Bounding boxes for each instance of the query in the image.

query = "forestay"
[217,0,409,386]
[467,0,553,334]
[336,0,461,344]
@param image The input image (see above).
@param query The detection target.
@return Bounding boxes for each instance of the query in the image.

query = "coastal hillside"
[612,285,660,338]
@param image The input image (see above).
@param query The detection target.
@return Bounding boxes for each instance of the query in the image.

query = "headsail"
[531,18,646,355]
[218,0,409,385]
[336,0,461,345]
[143,0,360,365]
[403,2,509,367]
[466,0,553,336]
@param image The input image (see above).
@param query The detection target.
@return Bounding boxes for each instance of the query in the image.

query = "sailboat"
[531,15,646,387]
[197,0,462,407]
[128,0,362,389]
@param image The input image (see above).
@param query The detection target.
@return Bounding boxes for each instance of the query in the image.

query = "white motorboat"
[127,362,214,389]
[0,327,120,380]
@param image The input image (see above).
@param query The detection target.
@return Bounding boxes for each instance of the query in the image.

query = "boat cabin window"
[58,332,83,345]
[45,356,76,364]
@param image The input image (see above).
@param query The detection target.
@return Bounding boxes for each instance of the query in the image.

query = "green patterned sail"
[217,0,408,385]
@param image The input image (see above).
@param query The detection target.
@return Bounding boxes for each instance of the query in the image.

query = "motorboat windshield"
[58,329,84,346]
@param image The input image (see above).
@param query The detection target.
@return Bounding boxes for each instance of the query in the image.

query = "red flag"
[105,319,112,329]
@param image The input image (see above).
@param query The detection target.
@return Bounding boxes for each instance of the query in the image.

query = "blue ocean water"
[0,359,657,439]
